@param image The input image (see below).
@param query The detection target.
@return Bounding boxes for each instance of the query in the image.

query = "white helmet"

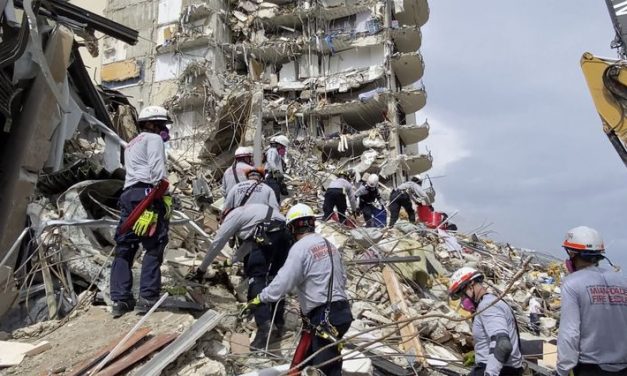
[411,174,423,184]
[286,203,315,225]
[366,174,379,187]
[563,226,605,253]
[272,135,289,147]
[234,146,253,159]
[448,267,483,297]
[138,105,172,123]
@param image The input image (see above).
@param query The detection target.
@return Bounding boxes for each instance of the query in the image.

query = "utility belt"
[326,188,345,195]
[125,182,154,191]
[575,363,627,375]
[253,206,286,247]
[302,300,351,349]
[473,363,523,376]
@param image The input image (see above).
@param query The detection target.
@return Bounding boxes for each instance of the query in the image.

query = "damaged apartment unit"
[101,0,432,181]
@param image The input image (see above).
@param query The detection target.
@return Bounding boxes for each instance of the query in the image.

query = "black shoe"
[111,299,135,318]
[250,323,271,350]
[135,297,158,314]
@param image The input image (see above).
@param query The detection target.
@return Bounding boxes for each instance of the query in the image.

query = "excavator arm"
[579,0,627,167]
[581,53,627,167]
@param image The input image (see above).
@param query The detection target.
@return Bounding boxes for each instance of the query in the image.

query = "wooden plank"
[134,310,224,376]
[65,327,151,376]
[0,340,36,367]
[24,341,51,357]
[96,333,178,376]
[382,266,427,367]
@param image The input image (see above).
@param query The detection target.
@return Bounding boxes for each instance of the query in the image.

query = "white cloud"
[416,112,471,177]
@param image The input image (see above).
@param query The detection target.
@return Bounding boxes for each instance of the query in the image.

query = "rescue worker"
[187,203,292,349]
[388,175,429,227]
[264,135,289,202]
[223,167,279,213]
[110,105,173,317]
[222,146,254,196]
[322,170,357,224]
[243,204,353,376]
[556,226,627,376]
[449,267,523,376]
[354,174,384,226]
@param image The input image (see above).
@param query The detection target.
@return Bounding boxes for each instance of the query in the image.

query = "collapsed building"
[0,1,564,376]
[99,0,432,180]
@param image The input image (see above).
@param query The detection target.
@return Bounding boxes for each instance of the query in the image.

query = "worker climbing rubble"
[110,105,173,318]
[187,203,292,349]
[322,170,357,224]
[388,174,430,227]
[264,135,289,201]
[355,173,385,227]
[222,146,254,196]
[556,226,627,376]
[243,203,353,376]
[223,167,279,213]
[449,267,523,376]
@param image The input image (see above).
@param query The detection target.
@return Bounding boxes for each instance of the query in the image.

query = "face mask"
[159,129,170,142]
[461,296,477,312]
[278,147,286,157]
[564,258,576,273]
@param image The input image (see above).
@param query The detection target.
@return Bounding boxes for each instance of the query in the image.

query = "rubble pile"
[0,1,565,376]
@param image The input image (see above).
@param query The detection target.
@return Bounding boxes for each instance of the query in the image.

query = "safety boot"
[250,323,272,351]
[135,297,158,315]
[111,298,135,318]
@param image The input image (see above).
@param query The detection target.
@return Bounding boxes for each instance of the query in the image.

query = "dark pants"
[111,185,169,302]
[245,228,291,329]
[265,176,281,203]
[470,363,523,376]
[359,202,375,224]
[306,300,353,376]
[388,190,415,226]
[574,364,627,376]
[323,188,348,223]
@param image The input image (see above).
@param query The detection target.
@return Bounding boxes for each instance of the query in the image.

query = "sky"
[418,2,627,268]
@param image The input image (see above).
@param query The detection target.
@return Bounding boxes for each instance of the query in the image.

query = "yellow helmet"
[286,203,315,225]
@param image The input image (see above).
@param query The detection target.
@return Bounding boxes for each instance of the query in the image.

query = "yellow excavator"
[580,0,627,167]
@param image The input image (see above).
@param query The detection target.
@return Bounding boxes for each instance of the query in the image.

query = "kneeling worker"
[557,226,627,376]
[449,267,523,376]
[245,204,353,376]
[187,203,292,349]
[388,175,429,227]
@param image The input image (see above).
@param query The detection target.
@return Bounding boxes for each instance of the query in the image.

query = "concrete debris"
[0,0,566,375]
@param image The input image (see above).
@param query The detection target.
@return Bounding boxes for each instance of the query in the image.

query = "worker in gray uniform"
[222,146,253,196]
[264,135,289,202]
[388,175,429,227]
[243,203,353,376]
[111,105,173,317]
[556,226,627,376]
[186,203,292,349]
[223,167,279,213]
[449,267,523,376]
[322,170,357,224]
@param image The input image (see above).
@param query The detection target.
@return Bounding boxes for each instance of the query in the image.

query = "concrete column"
[384,0,402,185]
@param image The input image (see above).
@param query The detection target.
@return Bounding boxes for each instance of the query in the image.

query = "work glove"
[133,210,158,236]
[184,268,205,283]
[239,295,262,317]
[163,195,173,220]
